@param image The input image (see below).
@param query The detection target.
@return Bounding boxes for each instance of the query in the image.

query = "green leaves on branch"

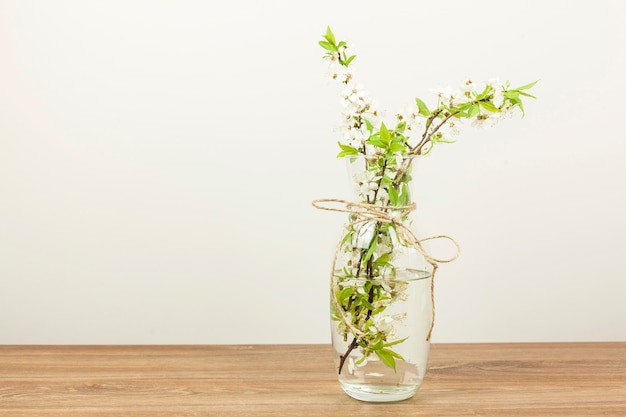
[515,79,539,94]
[365,122,409,156]
[337,142,359,157]
[504,80,538,116]
[321,26,538,160]
[375,336,409,371]
[318,40,335,52]
[415,98,431,117]
[375,348,405,371]
[479,101,500,113]
[319,26,356,67]
[323,27,539,373]
[387,182,411,206]
[324,26,336,45]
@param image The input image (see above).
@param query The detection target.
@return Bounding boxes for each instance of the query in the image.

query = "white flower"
[352,220,377,249]
[461,79,478,98]
[367,100,382,124]
[438,119,462,139]
[486,77,502,89]
[347,356,355,374]
[471,113,500,129]
[348,354,368,373]
[397,104,424,133]
[352,169,381,202]
[485,77,506,108]
[326,62,352,84]
[388,226,400,248]
[500,106,518,119]
[379,265,394,279]
[323,52,340,66]
[371,314,394,335]
[492,88,505,108]
[341,122,366,149]
[338,276,366,289]
[364,143,385,158]
[342,82,367,108]
[431,85,463,107]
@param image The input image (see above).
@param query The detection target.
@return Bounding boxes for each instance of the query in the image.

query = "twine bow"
[312,198,460,341]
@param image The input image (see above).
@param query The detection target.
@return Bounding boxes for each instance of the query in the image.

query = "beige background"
[1,0,625,344]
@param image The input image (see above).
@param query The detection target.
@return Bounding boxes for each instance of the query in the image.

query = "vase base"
[340,381,419,403]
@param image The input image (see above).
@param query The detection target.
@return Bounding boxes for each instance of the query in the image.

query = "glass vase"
[329,154,434,403]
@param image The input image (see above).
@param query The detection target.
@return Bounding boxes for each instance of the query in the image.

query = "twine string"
[312,198,460,341]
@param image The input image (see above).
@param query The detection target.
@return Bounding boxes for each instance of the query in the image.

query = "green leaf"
[467,103,480,118]
[479,101,500,113]
[504,90,520,100]
[337,287,354,304]
[338,142,357,152]
[379,175,392,187]
[363,235,378,263]
[359,298,375,310]
[448,106,467,118]
[373,252,391,267]
[422,142,434,155]
[387,186,399,205]
[364,118,374,133]
[355,355,368,366]
[340,229,354,248]
[318,40,336,52]
[438,138,456,144]
[475,84,492,101]
[386,349,405,360]
[518,90,536,99]
[455,103,471,112]
[515,80,539,91]
[415,97,431,116]
[379,122,391,146]
[345,55,356,65]
[371,336,384,351]
[399,183,411,205]
[389,142,406,154]
[384,337,408,348]
[324,26,336,45]
[336,142,359,157]
[366,138,388,149]
[375,349,397,371]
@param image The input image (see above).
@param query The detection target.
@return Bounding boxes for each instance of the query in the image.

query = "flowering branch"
[321,26,537,161]
[319,26,537,374]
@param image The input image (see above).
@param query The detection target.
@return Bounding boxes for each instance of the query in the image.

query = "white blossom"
[397,104,424,133]
[352,169,381,202]
[471,113,500,129]
[370,314,394,335]
[485,77,508,108]
[342,82,368,108]
[431,85,464,107]
[338,276,367,289]
[352,220,377,249]
[326,62,352,84]
[461,79,478,98]
[438,119,462,140]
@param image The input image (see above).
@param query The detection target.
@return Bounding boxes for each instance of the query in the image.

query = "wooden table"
[1,343,625,416]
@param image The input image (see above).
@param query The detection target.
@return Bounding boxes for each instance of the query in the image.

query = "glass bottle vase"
[329,154,434,402]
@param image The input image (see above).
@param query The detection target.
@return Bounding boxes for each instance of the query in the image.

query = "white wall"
[1,0,625,344]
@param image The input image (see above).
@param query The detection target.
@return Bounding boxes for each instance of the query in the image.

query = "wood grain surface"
[1,343,625,416]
